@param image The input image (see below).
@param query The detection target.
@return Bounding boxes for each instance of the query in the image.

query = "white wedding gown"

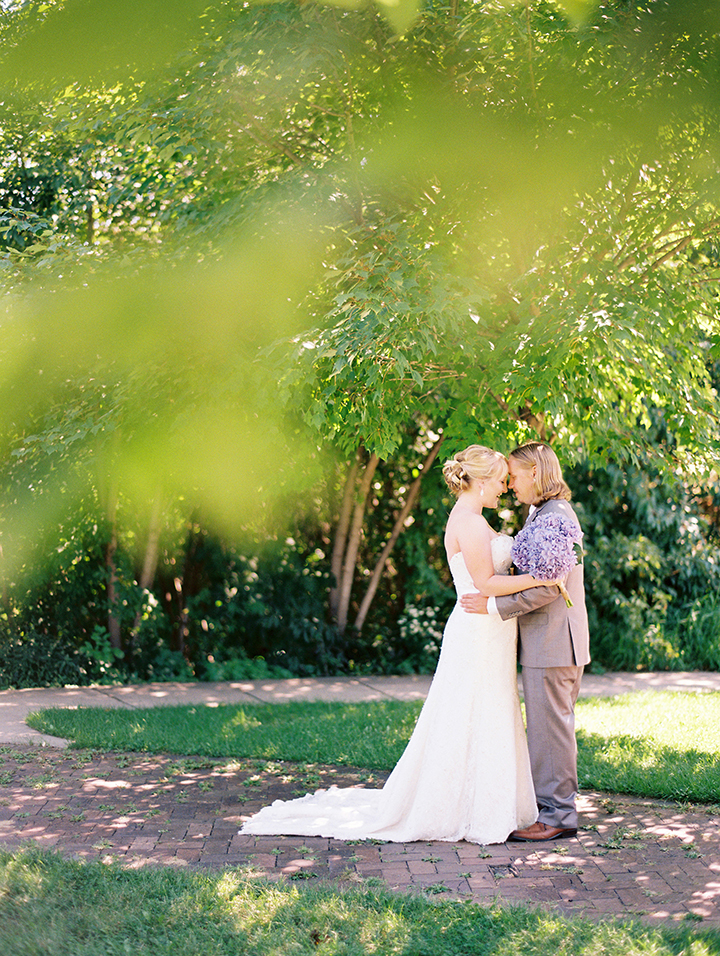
[240,536,537,844]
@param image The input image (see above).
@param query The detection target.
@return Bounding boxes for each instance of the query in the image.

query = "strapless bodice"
[449,534,513,596]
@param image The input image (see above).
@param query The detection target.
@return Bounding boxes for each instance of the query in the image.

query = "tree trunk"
[353,434,445,633]
[0,544,14,632]
[139,494,163,589]
[86,202,95,244]
[336,450,379,634]
[329,455,359,621]
[130,492,163,639]
[105,483,122,651]
[172,522,204,657]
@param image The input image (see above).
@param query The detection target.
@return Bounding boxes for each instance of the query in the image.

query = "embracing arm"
[453,517,555,597]
[494,585,561,620]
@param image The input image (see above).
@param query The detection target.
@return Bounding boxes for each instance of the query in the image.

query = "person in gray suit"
[460,441,590,841]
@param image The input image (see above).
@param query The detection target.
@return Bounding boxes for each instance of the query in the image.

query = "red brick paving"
[0,744,718,927]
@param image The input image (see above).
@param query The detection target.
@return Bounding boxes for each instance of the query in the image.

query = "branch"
[489,389,518,420]
[353,434,446,633]
[230,87,309,169]
[647,233,695,271]
[233,116,307,169]
[489,391,547,438]
[336,450,379,634]
[608,167,698,271]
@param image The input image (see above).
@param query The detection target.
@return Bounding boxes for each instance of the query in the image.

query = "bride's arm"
[455,518,554,597]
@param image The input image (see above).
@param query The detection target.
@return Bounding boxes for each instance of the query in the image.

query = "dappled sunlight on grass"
[575,691,720,802]
[224,710,262,731]
[29,700,423,769]
[217,882,414,955]
[576,692,720,754]
[1,847,720,955]
[27,691,720,803]
[577,730,720,803]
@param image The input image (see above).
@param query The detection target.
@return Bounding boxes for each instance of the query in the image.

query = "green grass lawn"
[14,689,720,953]
[2,845,719,956]
[28,698,421,766]
[576,691,720,803]
[28,689,720,803]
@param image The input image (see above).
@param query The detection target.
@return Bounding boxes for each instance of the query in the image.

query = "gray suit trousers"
[521,664,583,829]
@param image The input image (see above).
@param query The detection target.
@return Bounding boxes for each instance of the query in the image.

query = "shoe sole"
[508,828,577,842]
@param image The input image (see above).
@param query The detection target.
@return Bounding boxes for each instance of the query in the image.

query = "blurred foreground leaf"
[0,210,329,571]
[0,0,213,87]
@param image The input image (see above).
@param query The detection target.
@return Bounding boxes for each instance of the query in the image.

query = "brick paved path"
[0,745,718,928]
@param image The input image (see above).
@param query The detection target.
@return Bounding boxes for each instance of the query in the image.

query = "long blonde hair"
[442,445,507,498]
[509,442,571,501]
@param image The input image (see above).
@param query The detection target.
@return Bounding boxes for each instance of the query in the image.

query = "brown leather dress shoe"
[508,821,577,842]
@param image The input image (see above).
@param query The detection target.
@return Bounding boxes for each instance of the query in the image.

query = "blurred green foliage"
[0,0,718,685]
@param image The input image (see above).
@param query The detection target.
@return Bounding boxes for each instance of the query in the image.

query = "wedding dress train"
[240,536,537,844]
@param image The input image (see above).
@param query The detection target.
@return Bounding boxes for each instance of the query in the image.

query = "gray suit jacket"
[495,498,590,669]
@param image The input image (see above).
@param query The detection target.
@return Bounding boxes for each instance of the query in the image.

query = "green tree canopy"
[0,0,718,643]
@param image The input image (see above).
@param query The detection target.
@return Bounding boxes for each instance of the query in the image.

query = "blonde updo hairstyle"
[509,441,571,502]
[443,445,507,498]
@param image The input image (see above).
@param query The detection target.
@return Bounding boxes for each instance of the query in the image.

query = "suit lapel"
[526,502,547,526]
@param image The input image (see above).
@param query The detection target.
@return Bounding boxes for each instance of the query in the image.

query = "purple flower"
[511,512,583,606]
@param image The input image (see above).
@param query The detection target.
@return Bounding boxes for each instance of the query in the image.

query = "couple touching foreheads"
[241,441,590,845]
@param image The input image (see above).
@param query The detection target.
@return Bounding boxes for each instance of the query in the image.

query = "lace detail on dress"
[491,534,514,574]
[448,534,514,596]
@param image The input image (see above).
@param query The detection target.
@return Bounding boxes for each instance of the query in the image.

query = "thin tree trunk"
[139,494,163,590]
[130,493,163,638]
[0,544,13,631]
[353,434,446,633]
[329,455,360,621]
[173,521,203,657]
[174,574,188,656]
[86,202,95,244]
[336,451,379,634]
[105,483,122,651]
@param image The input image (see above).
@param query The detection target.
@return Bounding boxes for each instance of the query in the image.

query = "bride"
[240,445,558,845]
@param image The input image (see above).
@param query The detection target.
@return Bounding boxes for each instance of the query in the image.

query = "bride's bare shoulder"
[445,508,492,550]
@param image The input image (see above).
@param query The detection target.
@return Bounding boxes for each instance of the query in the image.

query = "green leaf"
[372,0,423,35]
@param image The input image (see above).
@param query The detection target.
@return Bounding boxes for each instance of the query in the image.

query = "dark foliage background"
[1,444,718,688]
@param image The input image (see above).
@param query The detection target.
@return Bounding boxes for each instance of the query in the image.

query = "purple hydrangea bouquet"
[511,512,583,607]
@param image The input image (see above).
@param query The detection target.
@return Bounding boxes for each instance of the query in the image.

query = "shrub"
[668,590,720,670]
[0,630,88,689]
[183,539,346,677]
[568,460,720,672]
